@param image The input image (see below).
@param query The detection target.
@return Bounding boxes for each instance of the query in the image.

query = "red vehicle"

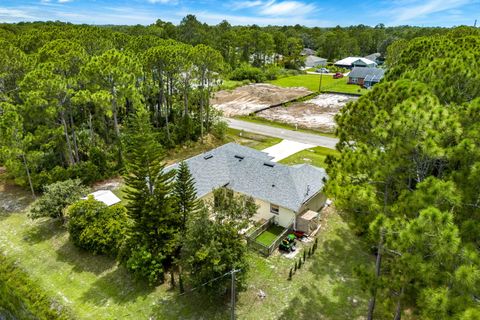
[333,72,344,79]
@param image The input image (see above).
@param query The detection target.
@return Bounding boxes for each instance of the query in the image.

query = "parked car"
[316,67,329,73]
[333,72,344,79]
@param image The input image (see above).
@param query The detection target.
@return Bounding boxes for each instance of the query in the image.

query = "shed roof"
[84,190,121,206]
[166,143,327,212]
[305,55,327,68]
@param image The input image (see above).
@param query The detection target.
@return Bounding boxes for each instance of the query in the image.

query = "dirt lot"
[257,93,358,132]
[212,83,312,117]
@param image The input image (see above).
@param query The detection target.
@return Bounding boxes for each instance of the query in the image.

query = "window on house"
[270,204,279,215]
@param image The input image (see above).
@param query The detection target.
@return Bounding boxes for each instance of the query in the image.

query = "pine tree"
[122,106,176,284]
[298,258,302,269]
[294,261,298,273]
[303,250,307,262]
[173,161,199,237]
[288,268,293,281]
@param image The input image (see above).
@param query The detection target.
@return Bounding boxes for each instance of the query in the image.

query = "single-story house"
[166,143,328,232]
[348,67,385,87]
[303,55,327,69]
[334,56,377,69]
[83,190,121,206]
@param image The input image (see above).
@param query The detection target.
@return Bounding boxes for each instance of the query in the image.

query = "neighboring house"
[334,56,377,69]
[166,143,328,232]
[301,48,316,56]
[83,190,121,206]
[303,55,328,69]
[348,67,385,87]
[364,53,381,64]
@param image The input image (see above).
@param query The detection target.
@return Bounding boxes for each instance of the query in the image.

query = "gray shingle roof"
[166,143,327,212]
[348,67,385,80]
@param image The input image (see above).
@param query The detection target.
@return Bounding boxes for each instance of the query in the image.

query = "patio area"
[255,225,285,246]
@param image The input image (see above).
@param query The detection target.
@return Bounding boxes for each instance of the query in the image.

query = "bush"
[67,196,129,255]
[211,120,228,140]
[29,179,89,221]
[125,245,165,285]
[230,64,266,83]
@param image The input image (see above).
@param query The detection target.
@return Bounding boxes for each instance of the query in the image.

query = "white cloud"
[58,0,73,3]
[0,7,38,21]
[230,0,316,17]
[231,1,264,9]
[385,0,474,24]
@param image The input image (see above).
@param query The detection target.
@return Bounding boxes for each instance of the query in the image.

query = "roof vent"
[263,162,275,168]
[204,154,213,160]
[234,155,245,161]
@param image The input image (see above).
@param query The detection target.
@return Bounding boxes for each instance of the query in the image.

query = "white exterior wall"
[299,192,327,213]
[252,198,296,228]
[200,191,296,229]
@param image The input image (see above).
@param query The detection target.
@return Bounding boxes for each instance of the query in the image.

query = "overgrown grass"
[269,74,367,95]
[236,115,338,138]
[0,177,371,319]
[255,225,285,247]
[279,146,340,168]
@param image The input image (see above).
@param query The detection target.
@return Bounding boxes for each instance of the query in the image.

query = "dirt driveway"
[212,83,312,117]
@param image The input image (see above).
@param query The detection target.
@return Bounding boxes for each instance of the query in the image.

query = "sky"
[0,0,478,27]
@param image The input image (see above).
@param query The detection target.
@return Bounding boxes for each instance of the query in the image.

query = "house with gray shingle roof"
[166,143,328,230]
[348,67,385,87]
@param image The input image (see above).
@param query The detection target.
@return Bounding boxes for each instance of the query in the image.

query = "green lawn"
[269,74,367,95]
[255,225,285,247]
[279,146,339,168]
[226,128,283,150]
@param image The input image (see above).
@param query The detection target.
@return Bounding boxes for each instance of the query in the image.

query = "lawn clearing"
[255,225,285,247]
[279,146,339,168]
[269,74,367,95]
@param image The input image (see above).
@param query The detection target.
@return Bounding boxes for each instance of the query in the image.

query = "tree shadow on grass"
[22,218,64,244]
[79,264,155,306]
[279,223,372,320]
[55,241,116,275]
[150,290,230,320]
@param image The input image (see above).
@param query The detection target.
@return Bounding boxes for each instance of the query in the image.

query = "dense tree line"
[327,27,480,319]
[0,22,225,194]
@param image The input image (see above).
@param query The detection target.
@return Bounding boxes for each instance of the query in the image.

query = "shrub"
[125,245,165,285]
[67,196,129,255]
[230,64,266,83]
[29,179,89,221]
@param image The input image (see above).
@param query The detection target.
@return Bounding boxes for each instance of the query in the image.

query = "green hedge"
[0,253,73,320]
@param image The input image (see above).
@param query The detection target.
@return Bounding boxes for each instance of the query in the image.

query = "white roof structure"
[84,190,121,206]
[335,57,377,67]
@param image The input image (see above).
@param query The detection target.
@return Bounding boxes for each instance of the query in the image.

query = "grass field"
[255,225,285,247]
[279,146,340,168]
[269,74,368,95]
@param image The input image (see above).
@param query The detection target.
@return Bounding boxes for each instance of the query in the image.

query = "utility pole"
[230,269,241,320]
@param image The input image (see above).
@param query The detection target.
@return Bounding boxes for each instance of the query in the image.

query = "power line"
[178,269,238,296]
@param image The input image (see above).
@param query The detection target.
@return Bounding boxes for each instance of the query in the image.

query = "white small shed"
[84,190,121,207]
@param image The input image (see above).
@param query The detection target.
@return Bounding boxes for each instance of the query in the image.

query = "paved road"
[226,118,339,149]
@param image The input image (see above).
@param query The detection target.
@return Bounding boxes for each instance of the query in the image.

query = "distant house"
[348,67,385,87]
[303,55,327,69]
[83,190,121,206]
[334,57,377,69]
[301,48,316,56]
[166,143,327,232]
[364,53,381,64]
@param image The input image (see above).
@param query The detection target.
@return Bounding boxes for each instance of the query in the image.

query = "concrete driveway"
[263,140,314,162]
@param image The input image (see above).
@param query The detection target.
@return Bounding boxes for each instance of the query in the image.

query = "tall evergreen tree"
[122,106,176,284]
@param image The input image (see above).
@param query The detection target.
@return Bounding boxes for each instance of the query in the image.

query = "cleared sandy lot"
[257,93,358,132]
[212,83,312,117]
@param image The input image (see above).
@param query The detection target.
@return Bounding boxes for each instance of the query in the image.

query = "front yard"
[279,146,340,168]
[269,74,367,95]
